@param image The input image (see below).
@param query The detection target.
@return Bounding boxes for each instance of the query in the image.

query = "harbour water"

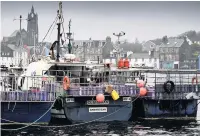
[1,100,200,136]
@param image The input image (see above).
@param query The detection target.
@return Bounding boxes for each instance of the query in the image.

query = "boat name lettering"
[66,98,75,103]
[86,100,109,105]
[123,97,131,101]
[89,107,107,112]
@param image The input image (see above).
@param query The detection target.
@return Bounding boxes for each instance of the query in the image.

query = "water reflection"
[2,120,200,136]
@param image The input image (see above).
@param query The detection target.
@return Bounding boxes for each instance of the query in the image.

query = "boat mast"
[13,15,29,67]
[67,19,72,54]
[113,31,125,65]
[56,1,62,62]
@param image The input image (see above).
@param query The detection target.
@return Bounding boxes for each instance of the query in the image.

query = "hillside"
[120,30,200,53]
[178,30,200,42]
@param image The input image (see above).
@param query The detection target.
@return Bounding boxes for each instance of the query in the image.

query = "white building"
[103,51,160,69]
[0,44,29,67]
[103,50,132,65]
[130,53,160,69]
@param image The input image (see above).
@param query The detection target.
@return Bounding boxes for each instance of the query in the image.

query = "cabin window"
[142,58,144,62]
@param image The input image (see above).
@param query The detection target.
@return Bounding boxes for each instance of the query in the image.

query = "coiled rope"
[1,96,140,131]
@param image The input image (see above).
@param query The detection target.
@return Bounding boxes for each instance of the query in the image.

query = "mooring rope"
[1,96,140,130]
[1,97,58,131]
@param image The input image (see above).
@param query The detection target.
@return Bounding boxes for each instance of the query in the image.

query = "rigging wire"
[40,16,59,55]
[48,19,58,42]
[41,16,59,44]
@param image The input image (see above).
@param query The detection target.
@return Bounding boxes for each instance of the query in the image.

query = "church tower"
[27,6,38,46]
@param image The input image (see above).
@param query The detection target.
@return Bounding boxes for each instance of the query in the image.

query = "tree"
[191,43,200,58]
[134,38,139,44]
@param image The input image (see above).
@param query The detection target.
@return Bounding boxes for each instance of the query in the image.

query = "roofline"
[149,40,157,45]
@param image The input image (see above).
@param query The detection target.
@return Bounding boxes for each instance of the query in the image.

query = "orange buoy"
[137,80,145,88]
[118,58,124,69]
[63,76,70,90]
[124,58,130,69]
[139,87,147,96]
[96,94,105,103]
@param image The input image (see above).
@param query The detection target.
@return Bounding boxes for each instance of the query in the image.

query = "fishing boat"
[2,2,200,125]
[133,69,200,120]
[0,5,61,125]
[30,2,200,123]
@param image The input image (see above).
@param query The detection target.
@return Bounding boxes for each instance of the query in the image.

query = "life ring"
[192,77,198,84]
[163,80,175,94]
[63,76,70,90]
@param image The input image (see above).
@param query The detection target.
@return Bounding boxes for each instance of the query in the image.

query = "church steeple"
[31,5,34,13]
[27,5,38,46]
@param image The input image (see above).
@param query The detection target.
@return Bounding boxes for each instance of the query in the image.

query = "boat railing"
[0,75,63,102]
[28,69,200,98]
[41,69,200,87]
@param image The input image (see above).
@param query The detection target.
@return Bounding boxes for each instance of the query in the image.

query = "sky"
[1,1,200,43]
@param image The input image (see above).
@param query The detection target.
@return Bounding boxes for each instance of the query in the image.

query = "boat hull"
[142,100,198,119]
[63,96,133,122]
[1,102,52,124]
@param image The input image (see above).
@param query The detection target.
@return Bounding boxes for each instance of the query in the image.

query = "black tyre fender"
[54,98,63,110]
[163,80,175,94]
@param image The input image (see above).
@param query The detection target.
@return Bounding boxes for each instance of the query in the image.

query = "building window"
[160,48,164,53]
[176,48,179,53]
[170,48,173,53]
[166,48,168,53]
[160,55,164,61]
[172,48,175,53]
[135,58,137,62]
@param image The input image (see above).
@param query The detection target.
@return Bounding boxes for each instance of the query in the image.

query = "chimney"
[106,36,111,43]
[149,49,155,58]
[162,36,168,44]
[183,36,187,41]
